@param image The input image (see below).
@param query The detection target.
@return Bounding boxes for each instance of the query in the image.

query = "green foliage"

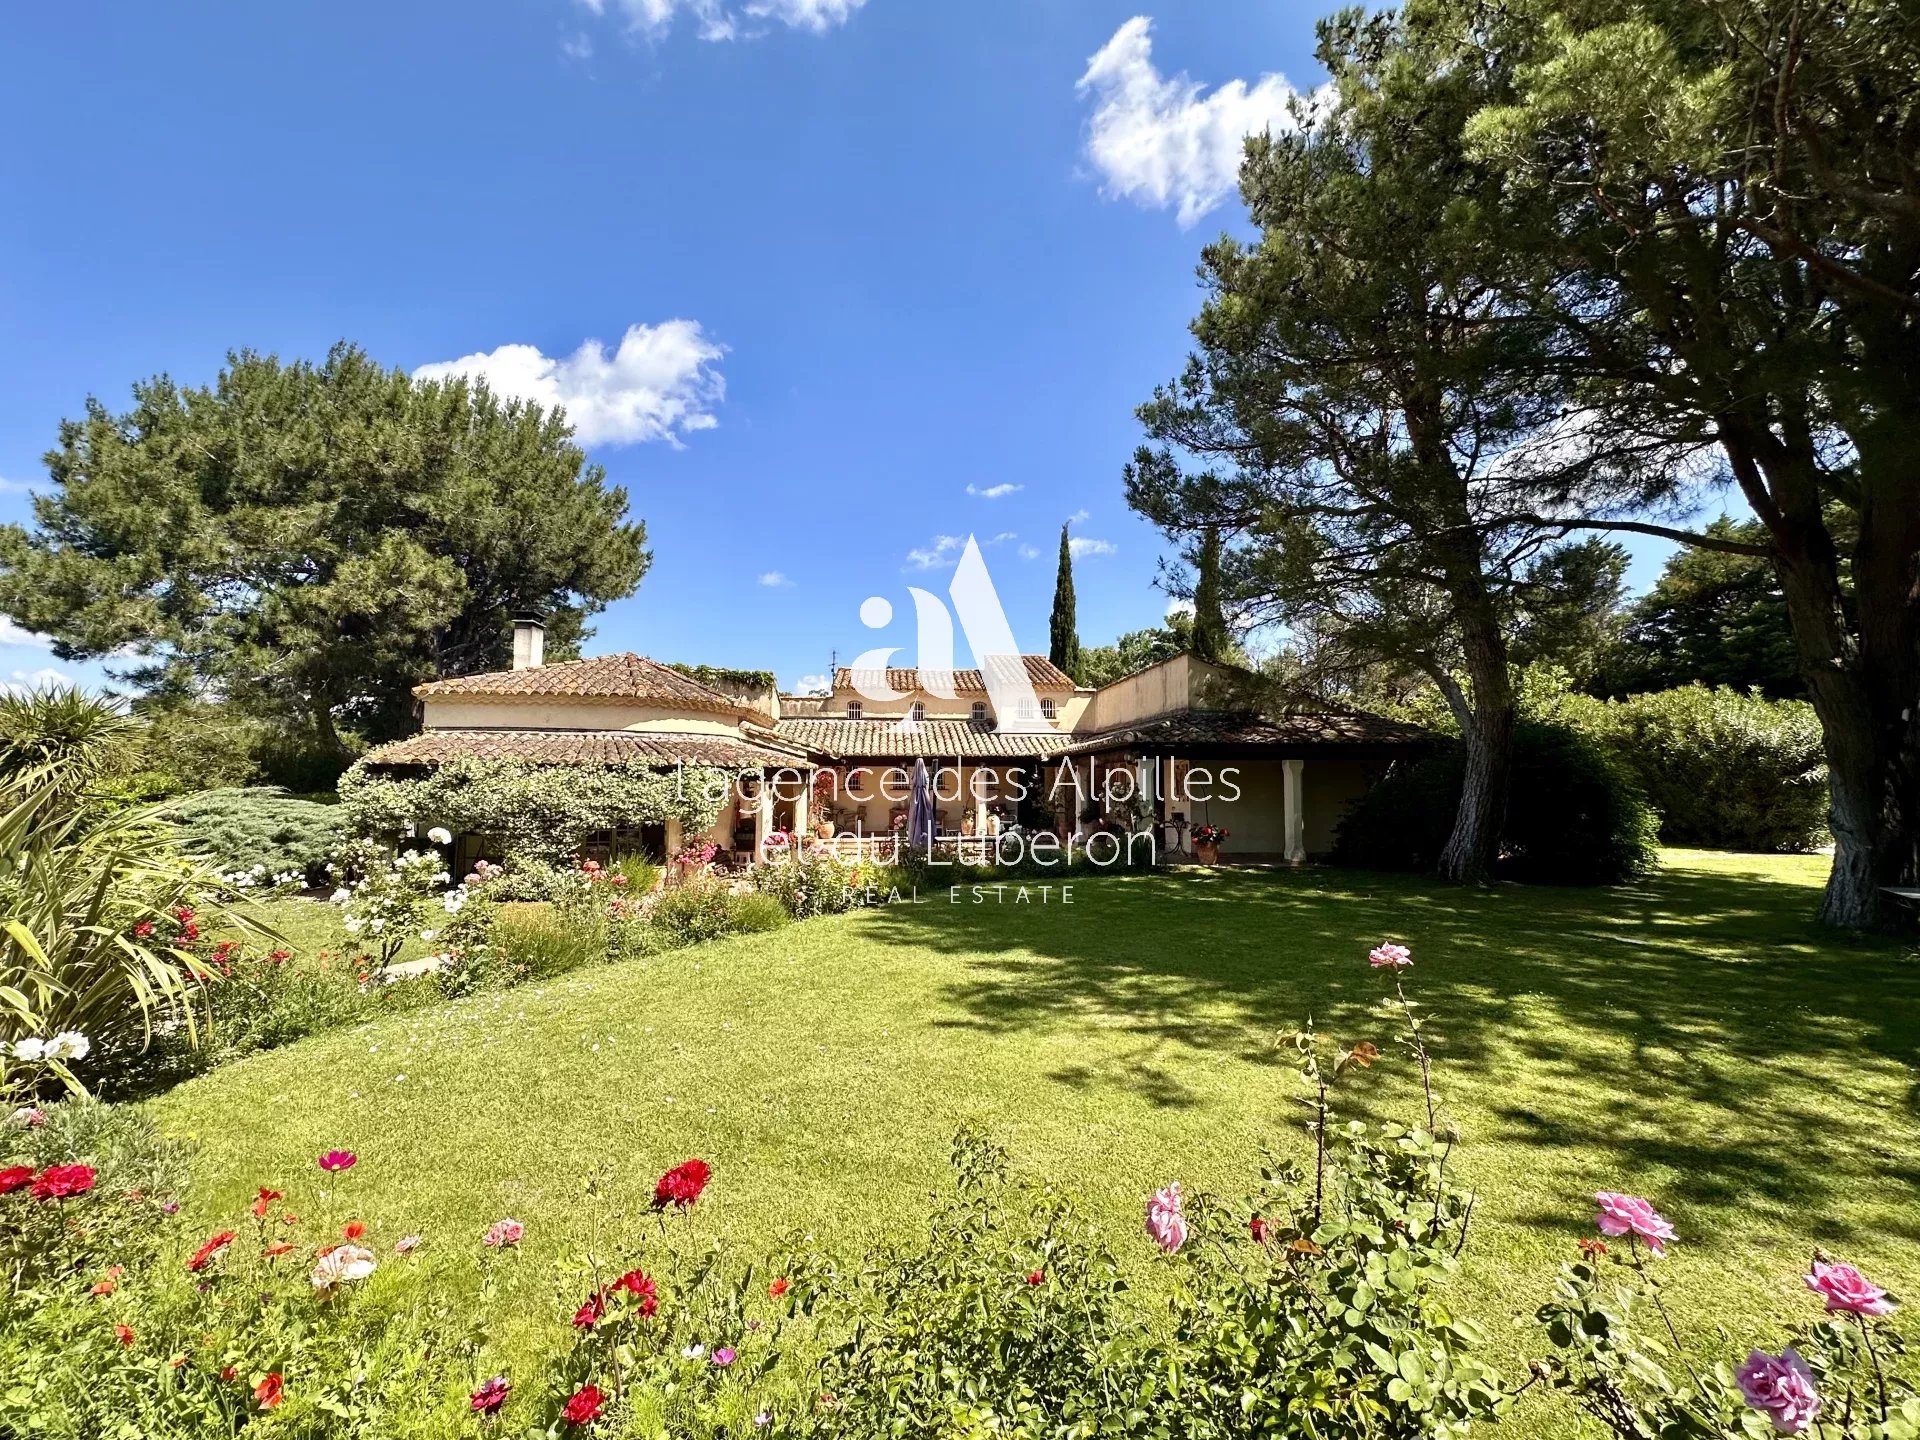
[0,342,650,755]
[338,757,728,869]
[488,906,608,983]
[649,875,761,948]
[1078,623,1188,688]
[1595,519,1803,700]
[1556,684,1830,853]
[1335,721,1660,884]
[0,686,138,792]
[167,787,345,886]
[665,662,777,694]
[123,698,272,796]
[1050,523,1081,681]
[1190,525,1231,663]
[326,839,459,976]
[751,852,857,920]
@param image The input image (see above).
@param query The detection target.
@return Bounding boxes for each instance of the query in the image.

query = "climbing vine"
[337,757,732,866]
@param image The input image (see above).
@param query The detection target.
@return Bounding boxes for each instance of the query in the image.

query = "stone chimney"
[511,613,546,670]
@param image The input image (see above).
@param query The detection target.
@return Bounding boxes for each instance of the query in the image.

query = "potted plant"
[1191,823,1230,865]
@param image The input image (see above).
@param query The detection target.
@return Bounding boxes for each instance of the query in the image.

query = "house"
[358,616,1432,868]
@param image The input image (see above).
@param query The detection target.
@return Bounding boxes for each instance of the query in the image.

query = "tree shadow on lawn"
[862,860,1920,1251]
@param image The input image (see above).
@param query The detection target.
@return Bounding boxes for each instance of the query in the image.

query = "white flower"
[418,930,437,943]
[46,1031,90,1062]
[10,1037,48,1062]
[343,917,364,935]
[442,891,467,915]
[369,917,386,934]
[681,1344,705,1360]
[8,1106,44,1129]
[426,827,452,846]
[310,1244,377,1290]
[330,888,352,905]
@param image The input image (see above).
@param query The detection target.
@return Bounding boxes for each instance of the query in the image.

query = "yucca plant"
[0,688,265,1101]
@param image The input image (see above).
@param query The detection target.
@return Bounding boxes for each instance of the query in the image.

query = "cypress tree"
[1191,527,1230,663]
[1049,523,1081,680]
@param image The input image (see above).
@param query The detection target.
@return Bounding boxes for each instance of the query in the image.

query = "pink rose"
[1593,1192,1675,1255]
[483,1218,524,1248]
[1368,942,1412,969]
[1737,1348,1821,1434]
[1145,1182,1187,1253]
[1805,1259,1895,1317]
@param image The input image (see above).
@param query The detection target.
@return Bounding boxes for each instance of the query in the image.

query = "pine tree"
[1049,523,1081,681]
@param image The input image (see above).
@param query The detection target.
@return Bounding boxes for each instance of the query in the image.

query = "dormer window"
[970,701,987,722]
[909,701,926,723]
[1040,698,1057,720]
[846,701,863,720]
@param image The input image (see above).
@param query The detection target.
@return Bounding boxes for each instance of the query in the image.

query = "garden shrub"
[168,786,344,887]
[651,875,752,948]
[1591,686,1828,852]
[489,908,608,981]
[726,892,789,934]
[1334,721,1659,884]
[752,852,857,919]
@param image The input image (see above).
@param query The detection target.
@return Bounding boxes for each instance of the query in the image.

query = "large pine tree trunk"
[1437,596,1515,885]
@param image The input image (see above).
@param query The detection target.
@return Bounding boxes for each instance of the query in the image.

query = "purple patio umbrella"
[907,758,936,857]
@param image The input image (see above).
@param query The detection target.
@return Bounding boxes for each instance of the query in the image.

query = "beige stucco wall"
[1166,754,1373,858]
[422,699,744,734]
[1079,655,1234,733]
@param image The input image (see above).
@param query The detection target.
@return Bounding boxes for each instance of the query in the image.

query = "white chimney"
[511,614,545,670]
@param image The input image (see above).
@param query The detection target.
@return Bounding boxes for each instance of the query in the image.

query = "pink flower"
[711,1347,737,1367]
[1737,1348,1822,1434]
[1368,942,1412,969]
[1805,1259,1895,1317]
[394,1235,423,1256]
[470,1376,511,1414]
[1593,1192,1675,1255]
[483,1218,524,1248]
[1145,1181,1187,1253]
[317,1150,357,1173]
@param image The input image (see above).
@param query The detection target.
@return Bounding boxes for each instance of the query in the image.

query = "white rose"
[310,1245,377,1290]
[47,1031,90,1061]
[343,917,364,935]
[369,917,385,934]
[418,930,437,943]
[427,827,452,846]
[10,1037,48,1062]
[330,888,352,905]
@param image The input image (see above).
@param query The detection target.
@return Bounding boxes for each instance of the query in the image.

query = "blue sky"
[0,0,1692,697]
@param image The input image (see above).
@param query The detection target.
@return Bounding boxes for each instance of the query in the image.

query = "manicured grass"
[149,852,1918,1431]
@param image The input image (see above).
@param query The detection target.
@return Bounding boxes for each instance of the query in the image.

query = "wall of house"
[1080,655,1230,733]
[823,685,1084,730]
[1162,754,1375,858]
[421,700,744,734]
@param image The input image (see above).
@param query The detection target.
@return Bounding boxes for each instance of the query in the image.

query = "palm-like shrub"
[0,692,260,1099]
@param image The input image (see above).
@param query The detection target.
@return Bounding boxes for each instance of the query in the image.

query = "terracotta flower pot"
[1194,841,1220,865]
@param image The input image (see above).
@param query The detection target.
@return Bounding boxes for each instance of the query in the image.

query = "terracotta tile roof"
[362,728,810,770]
[414,654,741,712]
[831,655,1073,694]
[774,717,1076,760]
[1061,707,1434,755]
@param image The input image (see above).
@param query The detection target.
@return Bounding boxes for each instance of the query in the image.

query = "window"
[846,701,862,720]
[1040,697,1057,720]
[970,701,988,722]
[909,701,926,723]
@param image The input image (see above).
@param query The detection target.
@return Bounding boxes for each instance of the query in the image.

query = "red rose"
[255,1373,284,1410]
[470,1376,511,1414]
[1025,1269,1045,1285]
[1250,1216,1270,1245]
[572,1292,607,1329]
[30,1164,96,1201]
[768,1276,790,1299]
[113,1323,135,1346]
[562,1383,605,1426]
[187,1230,237,1272]
[133,920,157,939]
[612,1269,658,1317]
[0,1165,33,1196]
[653,1158,711,1210]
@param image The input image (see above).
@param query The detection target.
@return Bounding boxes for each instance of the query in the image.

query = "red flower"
[219,1365,238,1383]
[562,1383,605,1426]
[0,1165,33,1196]
[255,1373,284,1410]
[91,1278,117,1297]
[768,1277,790,1299]
[30,1164,96,1201]
[342,1220,366,1240]
[1250,1216,1270,1245]
[317,1150,357,1173]
[267,949,292,964]
[250,1187,282,1219]
[263,1242,296,1259]
[187,1230,237,1272]
[180,922,199,942]
[612,1269,658,1317]
[572,1291,608,1329]
[470,1375,511,1414]
[133,920,157,939]
[653,1158,711,1210]
[1025,1269,1045,1286]
[113,1323,135,1347]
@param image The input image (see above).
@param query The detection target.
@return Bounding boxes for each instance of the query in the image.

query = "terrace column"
[754,778,773,860]
[1282,758,1306,864]
[793,778,810,841]
[665,816,683,860]
[972,769,988,845]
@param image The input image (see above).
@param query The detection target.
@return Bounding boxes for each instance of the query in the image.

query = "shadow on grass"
[860,858,1920,1248]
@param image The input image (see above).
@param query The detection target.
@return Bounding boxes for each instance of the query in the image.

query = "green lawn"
[150,851,1919,1431]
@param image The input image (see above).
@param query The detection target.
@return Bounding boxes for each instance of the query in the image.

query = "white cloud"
[561,31,594,59]
[413,320,725,448]
[1077,16,1307,227]
[4,666,73,695]
[1069,536,1116,558]
[758,570,794,588]
[904,534,964,571]
[965,482,1022,499]
[0,619,52,649]
[986,531,1017,546]
[1165,596,1195,619]
[1017,544,1041,561]
[0,476,32,494]
[1069,507,1091,524]
[790,672,830,695]
[585,0,864,42]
